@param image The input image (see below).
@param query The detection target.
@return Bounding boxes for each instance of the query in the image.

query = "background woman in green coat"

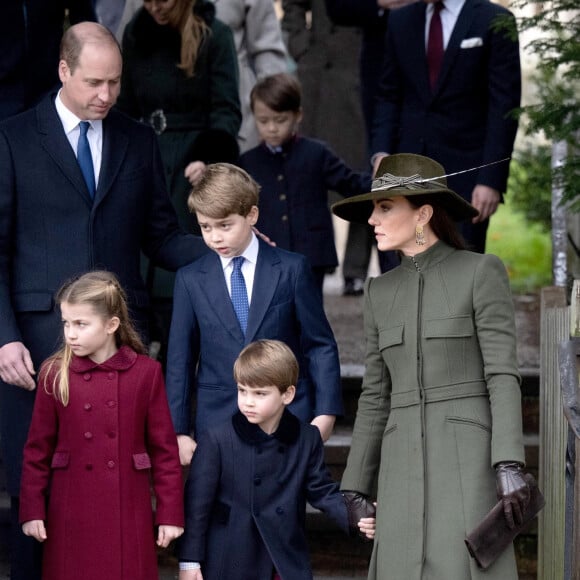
[332,154,530,579]
[117,0,241,364]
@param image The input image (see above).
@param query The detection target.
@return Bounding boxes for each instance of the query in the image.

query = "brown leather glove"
[495,461,530,529]
[342,491,376,540]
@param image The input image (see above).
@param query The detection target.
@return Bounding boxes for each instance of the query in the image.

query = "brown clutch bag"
[464,473,545,570]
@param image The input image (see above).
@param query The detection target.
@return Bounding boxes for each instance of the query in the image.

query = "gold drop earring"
[415,224,426,246]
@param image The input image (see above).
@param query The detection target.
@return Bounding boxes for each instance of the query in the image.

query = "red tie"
[427,1,444,89]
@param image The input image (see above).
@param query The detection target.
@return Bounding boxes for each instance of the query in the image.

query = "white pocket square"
[460,37,483,48]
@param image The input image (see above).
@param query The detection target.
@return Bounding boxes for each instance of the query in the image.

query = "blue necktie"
[231,256,249,335]
[77,121,96,198]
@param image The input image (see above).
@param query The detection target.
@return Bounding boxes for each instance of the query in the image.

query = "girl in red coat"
[19,270,184,580]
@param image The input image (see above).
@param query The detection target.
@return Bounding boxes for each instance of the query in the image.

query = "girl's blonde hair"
[43,271,146,406]
[165,0,210,77]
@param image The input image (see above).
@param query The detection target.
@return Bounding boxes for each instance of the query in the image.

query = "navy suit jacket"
[239,137,371,268]
[165,238,343,435]
[372,0,520,200]
[0,94,207,494]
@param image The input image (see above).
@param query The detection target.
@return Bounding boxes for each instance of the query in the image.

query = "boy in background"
[165,163,343,465]
[239,73,372,294]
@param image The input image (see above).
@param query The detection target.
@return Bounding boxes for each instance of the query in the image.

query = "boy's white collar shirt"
[219,232,259,303]
[55,90,103,185]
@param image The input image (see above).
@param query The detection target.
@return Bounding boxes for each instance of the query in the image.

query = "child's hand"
[358,516,376,540]
[22,519,47,542]
[184,161,207,186]
[157,525,184,548]
[177,434,197,466]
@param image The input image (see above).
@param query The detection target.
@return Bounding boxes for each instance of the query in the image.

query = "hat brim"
[331,186,479,224]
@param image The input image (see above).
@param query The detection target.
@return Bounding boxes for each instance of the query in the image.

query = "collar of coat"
[400,240,457,271]
[69,345,138,373]
[232,409,300,446]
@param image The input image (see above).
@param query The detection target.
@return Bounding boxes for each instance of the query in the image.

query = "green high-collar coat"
[342,241,524,579]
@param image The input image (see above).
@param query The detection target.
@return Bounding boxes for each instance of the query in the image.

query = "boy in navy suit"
[239,73,372,294]
[178,340,375,580]
[165,163,343,465]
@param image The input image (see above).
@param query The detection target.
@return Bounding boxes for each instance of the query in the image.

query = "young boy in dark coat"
[178,339,375,579]
[238,73,372,294]
[165,163,343,466]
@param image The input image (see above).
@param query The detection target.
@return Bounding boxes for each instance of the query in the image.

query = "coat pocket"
[51,451,70,469]
[423,315,474,338]
[132,452,152,470]
[378,325,404,350]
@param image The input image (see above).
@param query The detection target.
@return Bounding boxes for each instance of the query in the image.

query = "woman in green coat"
[332,154,530,579]
[117,0,241,362]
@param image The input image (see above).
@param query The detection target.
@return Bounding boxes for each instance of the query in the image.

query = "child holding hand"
[20,271,184,580]
[178,339,375,580]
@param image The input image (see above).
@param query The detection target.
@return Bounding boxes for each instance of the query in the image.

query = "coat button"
[108,431,116,439]
[85,463,93,471]
[107,460,115,469]
[84,432,93,440]
[281,215,288,222]
[107,400,117,408]
[108,372,115,380]
[276,507,284,515]
[277,174,284,181]
[254,477,261,486]
[84,403,92,411]
[83,373,91,381]
[279,194,286,201]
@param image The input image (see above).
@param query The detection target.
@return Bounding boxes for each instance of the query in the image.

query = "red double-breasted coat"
[20,346,184,580]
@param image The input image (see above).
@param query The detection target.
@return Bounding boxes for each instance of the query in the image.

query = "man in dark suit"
[0,22,207,579]
[371,0,521,253]
[0,1,96,120]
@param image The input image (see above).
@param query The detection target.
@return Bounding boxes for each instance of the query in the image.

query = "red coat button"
[84,403,92,411]
[107,461,115,469]
[83,373,91,381]
[84,432,93,440]
[107,400,117,408]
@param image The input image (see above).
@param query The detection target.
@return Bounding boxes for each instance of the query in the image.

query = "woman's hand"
[157,525,184,548]
[495,462,530,528]
[177,434,197,466]
[358,503,377,540]
[22,520,47,542]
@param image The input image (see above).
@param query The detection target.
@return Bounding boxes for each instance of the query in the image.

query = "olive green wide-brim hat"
[332,153,479,224]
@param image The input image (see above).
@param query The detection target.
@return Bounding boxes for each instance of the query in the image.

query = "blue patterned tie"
[230,256,249,335]
[77,121,96,198]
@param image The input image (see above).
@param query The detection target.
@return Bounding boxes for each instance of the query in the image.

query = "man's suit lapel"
[199,257,246,341]
[246,241,280,341]
[36,96,93,206]
[434,0,477,95]
[94,113,129,206]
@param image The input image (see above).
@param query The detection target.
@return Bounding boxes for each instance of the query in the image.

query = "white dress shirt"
[424,0,466,50]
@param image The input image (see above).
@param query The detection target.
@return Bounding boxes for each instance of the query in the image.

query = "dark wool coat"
[341,242,524,579]
[118,1,241,296]
[180,410,349,579]
[239,137,371,269]
[20,347,184,580]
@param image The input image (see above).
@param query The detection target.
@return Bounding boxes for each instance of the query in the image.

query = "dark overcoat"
[165,238,343,436]
[341,242,525,579]
[0,94,207,495]
[180,410,348,579]
[118,1,241,297]
[19,347,184,580]
[239,137,371,269]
